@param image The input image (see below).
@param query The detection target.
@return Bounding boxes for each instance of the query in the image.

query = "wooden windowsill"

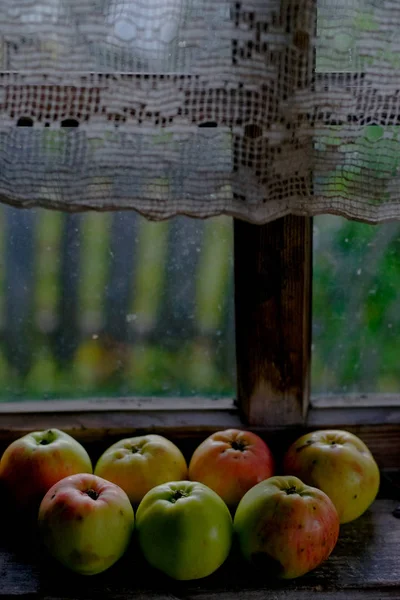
[312,394,400,409]
[0,402,399,468]
[1,494,400,599]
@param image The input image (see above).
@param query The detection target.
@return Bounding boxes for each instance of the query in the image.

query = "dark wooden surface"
[234,216,312,428]
[312,394,400,408]
[0,405,399,468]
[1,495,400,599]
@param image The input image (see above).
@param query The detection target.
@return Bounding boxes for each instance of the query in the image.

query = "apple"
[136,480,233,580]
[188,429,274,507]
[38,473,134,575]
[234,475,339,579]
[94,434,187,505]
[0,429,92,510]
[283,429,380,524]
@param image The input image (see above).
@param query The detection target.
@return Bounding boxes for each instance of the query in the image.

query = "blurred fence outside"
[0,207,235,401]
[2,209,400,403]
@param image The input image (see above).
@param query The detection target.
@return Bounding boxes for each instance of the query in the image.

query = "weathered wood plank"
[40,593,400,600]
[234,216,312,427]
[0,499,399,599]
[308,407,400,427]
[38,592,400,600]
[0,548,39,596]
[0,397,236,414]
[313,394,400,408]
[0,407,399,468]
[0,409,243,446]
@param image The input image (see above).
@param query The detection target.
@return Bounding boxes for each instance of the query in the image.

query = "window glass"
[312,215,400,395]
[0,207,235,401]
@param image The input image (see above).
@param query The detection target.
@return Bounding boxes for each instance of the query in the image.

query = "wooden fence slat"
[3,206,36,377]
[53,213,83,366]
[157,217,205,347]
[131,219,169,336]
[104,212,138,343]
[220,273,236,384]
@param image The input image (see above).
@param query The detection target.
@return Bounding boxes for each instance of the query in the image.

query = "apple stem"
[39,430,56,445]
[285,486,298,495]
[85,489,99,501]
[171,490,188,503]
[231,440,246,451]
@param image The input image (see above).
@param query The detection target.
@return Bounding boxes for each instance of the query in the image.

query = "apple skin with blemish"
[38,473,134,575]
[234,476,339,579]
[94,434,187,505]
[188,429,275,508]
[283,430,380,523]
[0,429,92,510]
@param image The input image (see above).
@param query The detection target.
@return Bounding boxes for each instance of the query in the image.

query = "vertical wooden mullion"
[234,216,312,426]
[233,0,315,426]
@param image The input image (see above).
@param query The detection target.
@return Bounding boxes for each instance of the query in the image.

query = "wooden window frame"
[0,3,398,468]
[0,215,399,469]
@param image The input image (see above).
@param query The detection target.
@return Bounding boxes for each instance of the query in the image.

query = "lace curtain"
[0,0,399,223]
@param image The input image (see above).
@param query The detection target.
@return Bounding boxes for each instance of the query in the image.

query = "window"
[0,0,398,476]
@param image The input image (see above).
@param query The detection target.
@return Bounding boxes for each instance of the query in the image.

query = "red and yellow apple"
[38,473,134,575]
[234,475,339,579]
[94,434,187,505]
[0,428,92,509]
[188,429,275,507]
[136,480,232,580]
[283,429,380,523]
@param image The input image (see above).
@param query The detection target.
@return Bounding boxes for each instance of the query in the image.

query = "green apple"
[283,429,380,523]
[38,473,134,575]
[0,429,92,509]
[234,476,340,579]
[136,480,233,580]
[94,434,187,505]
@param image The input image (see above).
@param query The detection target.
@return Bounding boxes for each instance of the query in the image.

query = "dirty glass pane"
[0,207,235,401]
[312,215,400,395]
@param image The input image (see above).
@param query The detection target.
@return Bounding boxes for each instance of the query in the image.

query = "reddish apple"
[94,434,188,505]
[234,475,340,579]
[38,473,134,575]
[188,429,275,507]
[0,429,92,509]
[283,429,380,523]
